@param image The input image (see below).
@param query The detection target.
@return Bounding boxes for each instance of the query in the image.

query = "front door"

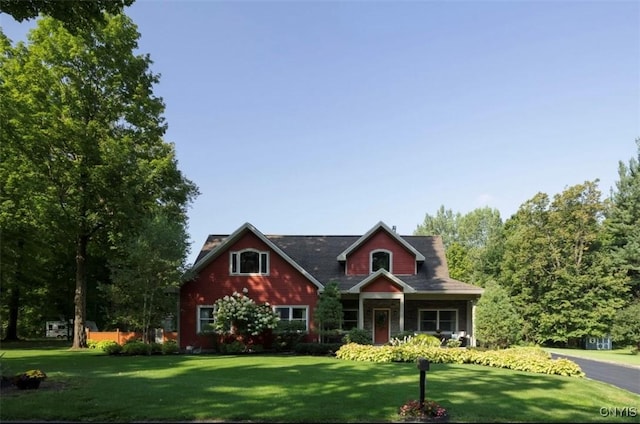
[373,309,390,344]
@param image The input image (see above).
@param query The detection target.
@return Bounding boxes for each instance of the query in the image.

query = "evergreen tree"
[475,281,522,349]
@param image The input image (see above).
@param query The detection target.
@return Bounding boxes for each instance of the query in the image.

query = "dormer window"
[231,249,269,275]
[371,250,391,273]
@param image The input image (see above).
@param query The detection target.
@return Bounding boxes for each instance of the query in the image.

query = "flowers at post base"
[399,399,448,421]
[13,369,47,390]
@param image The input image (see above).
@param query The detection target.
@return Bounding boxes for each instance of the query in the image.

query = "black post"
[419,369,426,405]
[417,357,430,407]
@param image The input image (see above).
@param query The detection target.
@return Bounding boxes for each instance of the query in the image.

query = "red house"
[179,221,484,349]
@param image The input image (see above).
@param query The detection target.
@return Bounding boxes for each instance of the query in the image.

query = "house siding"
[361,277,403,293]
[346,230,416,275]
[180,231,319,349]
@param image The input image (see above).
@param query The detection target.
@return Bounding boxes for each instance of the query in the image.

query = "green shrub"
[446,339,462,348]
[121,340,152,356]
[273,321,307,352]
[294,343,342,356]
[219,340,245,354]
[99,341,122,355]
[390,333,441,348]
[342,328,372,345]
[335,343,585,377]
[161,340,179,355]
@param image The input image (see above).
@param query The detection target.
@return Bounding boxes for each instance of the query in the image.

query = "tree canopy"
[1,14,198,347]
[0,0,134,33]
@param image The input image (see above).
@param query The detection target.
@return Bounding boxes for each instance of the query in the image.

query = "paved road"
[551,353,640,395]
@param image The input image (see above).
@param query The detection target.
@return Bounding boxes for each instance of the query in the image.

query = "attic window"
[371,250,391,273]
[230,250,269,275]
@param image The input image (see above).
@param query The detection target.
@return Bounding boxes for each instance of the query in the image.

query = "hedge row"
[335,343,585,377]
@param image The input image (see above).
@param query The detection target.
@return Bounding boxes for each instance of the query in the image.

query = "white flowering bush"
[213,290,280,337]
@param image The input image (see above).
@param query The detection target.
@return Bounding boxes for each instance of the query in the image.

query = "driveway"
[551,353,640,395]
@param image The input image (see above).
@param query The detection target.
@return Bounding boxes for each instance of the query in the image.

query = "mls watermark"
[599,407,638,418]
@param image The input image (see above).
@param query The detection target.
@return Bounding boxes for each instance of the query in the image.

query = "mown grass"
[544,347,640,368]
[0,344,638,423]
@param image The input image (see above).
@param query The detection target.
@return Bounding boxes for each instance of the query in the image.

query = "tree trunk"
[4,286,20,341]
[4,238,25,341]
[72,234,88,349]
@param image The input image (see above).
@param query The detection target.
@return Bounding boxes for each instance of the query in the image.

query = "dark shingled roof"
[193,231,483,294]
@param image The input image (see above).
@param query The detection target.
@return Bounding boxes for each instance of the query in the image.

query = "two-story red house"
[179,221,483,349]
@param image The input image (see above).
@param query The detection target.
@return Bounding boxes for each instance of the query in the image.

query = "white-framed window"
[230,249,269,275]
[342,309,358,330]
[197,305,216,333]
[418,309,457,333]
[274,306,308,331]
[370,249,392,273]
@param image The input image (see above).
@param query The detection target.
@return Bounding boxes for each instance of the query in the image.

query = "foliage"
[475,281,522,348]
[335,343,585,377]
[499,182,628,345]
[390,333,441,348]
[161,340,179,355]
[14,369,47,382]
[610,301,640,348]
[121,340,151,356]
[604,139,640,300]
[342,328,372,345]
[0,0,135,33]
[294,342,342,356]
[102,212,189,342]
[213,290,280,337]
[399,399,448,420]
[313,281,342,343]
[98,341,122,355]
[273,320,307,352]
[415,205,504,285]
[0,16,198,347]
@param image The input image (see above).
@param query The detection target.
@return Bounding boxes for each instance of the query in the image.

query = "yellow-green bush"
[335,344,584,377]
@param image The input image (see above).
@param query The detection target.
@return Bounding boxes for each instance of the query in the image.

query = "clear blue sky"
[2,0,639,265]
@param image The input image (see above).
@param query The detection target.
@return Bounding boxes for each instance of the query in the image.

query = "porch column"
[358,295,364,329]
[470,299,477,347]
[399,296,405,332]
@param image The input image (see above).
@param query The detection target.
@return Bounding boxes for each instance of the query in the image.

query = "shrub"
[161,340,179,355]
[342,328,372,345]
[273,321,307,352]
[294,343,342,356]
[99,341,122,355]
[335,343,585,377]
[121,340,151,356]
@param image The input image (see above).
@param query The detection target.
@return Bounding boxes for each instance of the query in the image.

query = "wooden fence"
[86,328,177,345]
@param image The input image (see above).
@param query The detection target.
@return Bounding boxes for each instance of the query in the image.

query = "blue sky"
[2,0,639,265]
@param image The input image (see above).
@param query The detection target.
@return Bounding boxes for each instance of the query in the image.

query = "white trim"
[273,305,309,331]
[230,248,270,275]
[348,269,416,293]
[196,305,216,334]
[189,222,324,290]
[370,249,393,274]
[337,221,425,262]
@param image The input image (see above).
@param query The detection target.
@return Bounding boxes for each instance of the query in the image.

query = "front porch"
[340,293,479,346]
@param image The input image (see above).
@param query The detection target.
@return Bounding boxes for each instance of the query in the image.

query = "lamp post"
[417,357,430,406]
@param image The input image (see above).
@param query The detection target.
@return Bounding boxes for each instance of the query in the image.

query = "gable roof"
[336,221,425,262]
[190,222,324,290]
[347,269,417,293]
[191,222,483,295]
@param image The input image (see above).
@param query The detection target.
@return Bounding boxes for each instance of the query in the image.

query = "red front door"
[374,309,390,344]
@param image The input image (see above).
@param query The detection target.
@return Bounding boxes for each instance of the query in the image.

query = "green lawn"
[1,345,639,423]
[543,347,640,368]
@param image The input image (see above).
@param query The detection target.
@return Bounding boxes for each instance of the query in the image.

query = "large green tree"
[102,212,189,342]
[474,281,522,349]
[0,0,134,33]
[415,206,504,285]
[500,181,627,345]
[604,139,640,301]
[1,15,198,348]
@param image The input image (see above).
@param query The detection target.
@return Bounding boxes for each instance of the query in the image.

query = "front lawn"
[1,346,638,422]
